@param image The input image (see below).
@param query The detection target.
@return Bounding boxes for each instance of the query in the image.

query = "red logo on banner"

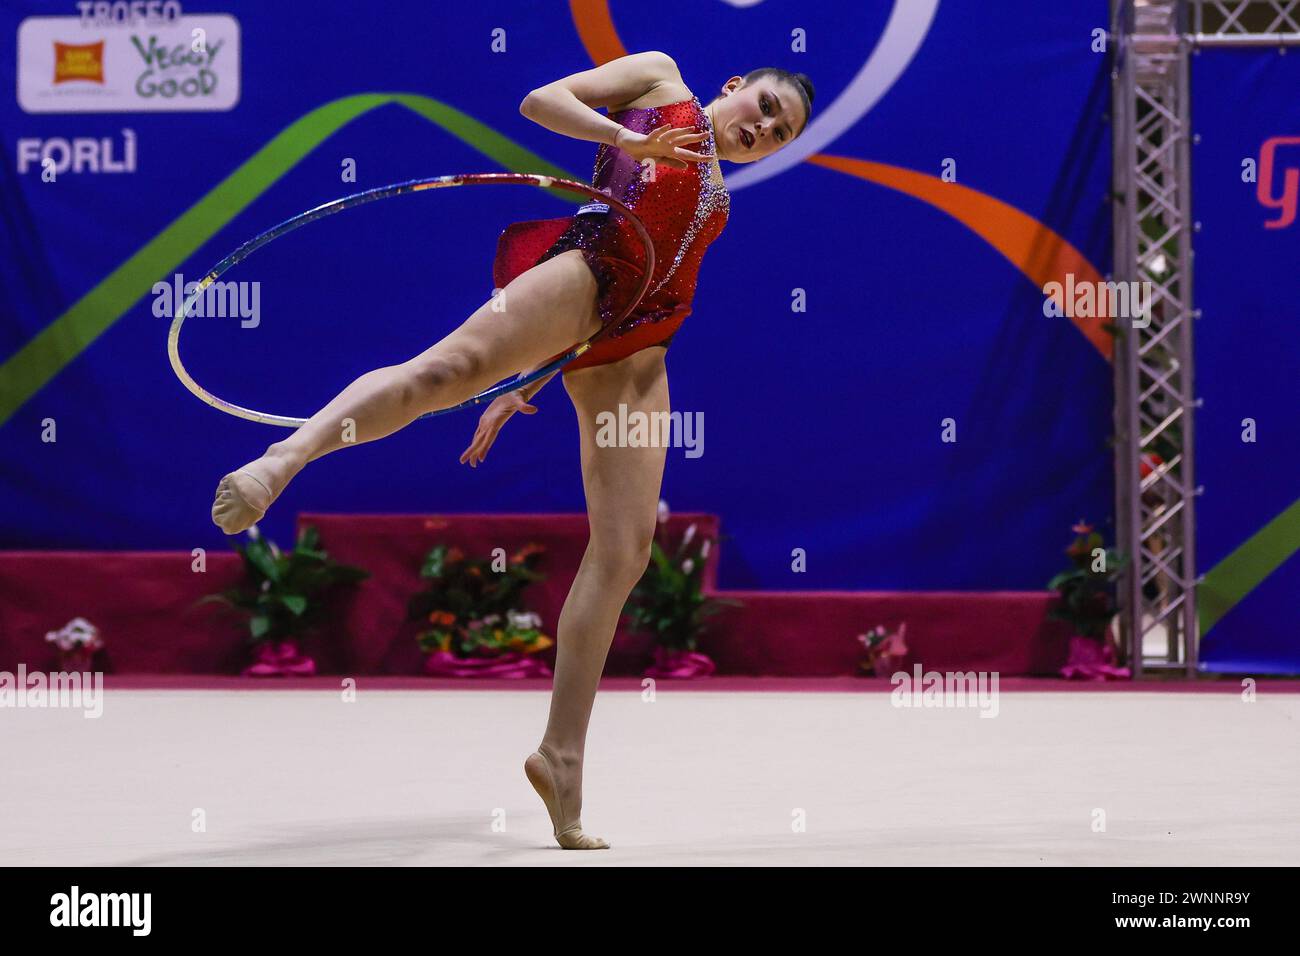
[1258,136,1300,229]
[53,41,105,84]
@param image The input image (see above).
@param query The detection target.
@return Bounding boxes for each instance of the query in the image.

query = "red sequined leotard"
[492,95,730,372]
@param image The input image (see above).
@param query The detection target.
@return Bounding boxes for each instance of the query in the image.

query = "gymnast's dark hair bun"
[787,72,815,108]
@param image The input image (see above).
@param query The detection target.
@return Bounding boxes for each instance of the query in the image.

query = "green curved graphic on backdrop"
[0,92,578,428]
[1198,497,1300,635]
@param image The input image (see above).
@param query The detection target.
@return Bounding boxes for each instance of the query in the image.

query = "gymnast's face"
[707,76,808,163]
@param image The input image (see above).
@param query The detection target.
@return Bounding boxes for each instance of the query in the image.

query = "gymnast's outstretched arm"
[521,51,712,171]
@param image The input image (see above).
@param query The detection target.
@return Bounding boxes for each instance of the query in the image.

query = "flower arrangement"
[200,524,369,676]
[623,501,739,679]
[45,617,103,671]
[407,542,553,677]
[1048,521,1127,638]
[856,622,908,677]
[1048,520,1130,680]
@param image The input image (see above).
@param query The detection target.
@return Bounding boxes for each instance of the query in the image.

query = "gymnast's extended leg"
[211,249,600,533]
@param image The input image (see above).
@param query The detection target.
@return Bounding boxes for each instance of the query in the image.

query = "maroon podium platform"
[0,513,1072,676]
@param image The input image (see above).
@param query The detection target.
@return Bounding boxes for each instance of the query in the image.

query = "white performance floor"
[3,687,1298,866]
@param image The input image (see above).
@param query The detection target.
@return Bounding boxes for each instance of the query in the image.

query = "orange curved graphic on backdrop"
[808,155,1113,359]
[569,0,1114,361]
[569,0,626,67]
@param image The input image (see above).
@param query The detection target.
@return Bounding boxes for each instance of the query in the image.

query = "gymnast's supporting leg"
[524,347,670,849]
[212,249,601,533]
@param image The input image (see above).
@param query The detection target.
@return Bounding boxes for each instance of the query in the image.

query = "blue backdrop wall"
[1,0,1113,591]
[1192,47,1300,672]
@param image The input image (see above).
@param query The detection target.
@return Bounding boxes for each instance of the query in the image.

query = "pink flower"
[881,623,908,656]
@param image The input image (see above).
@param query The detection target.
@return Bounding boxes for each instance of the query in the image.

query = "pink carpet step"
[0,513,1071,676]
[703,591,1072,677]
[0,550,250,674]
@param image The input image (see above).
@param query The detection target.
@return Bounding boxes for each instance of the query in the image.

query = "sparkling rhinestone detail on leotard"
[649,98,729,295]
[495,94,730,371]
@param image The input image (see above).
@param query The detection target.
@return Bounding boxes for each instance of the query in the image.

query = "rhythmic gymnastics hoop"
[166,172,655,427]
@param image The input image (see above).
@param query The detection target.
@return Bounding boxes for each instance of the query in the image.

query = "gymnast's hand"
[615,124,713,171]
[459,391,537,468]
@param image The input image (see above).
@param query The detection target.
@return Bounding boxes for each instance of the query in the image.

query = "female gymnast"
[211,51,814,849]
